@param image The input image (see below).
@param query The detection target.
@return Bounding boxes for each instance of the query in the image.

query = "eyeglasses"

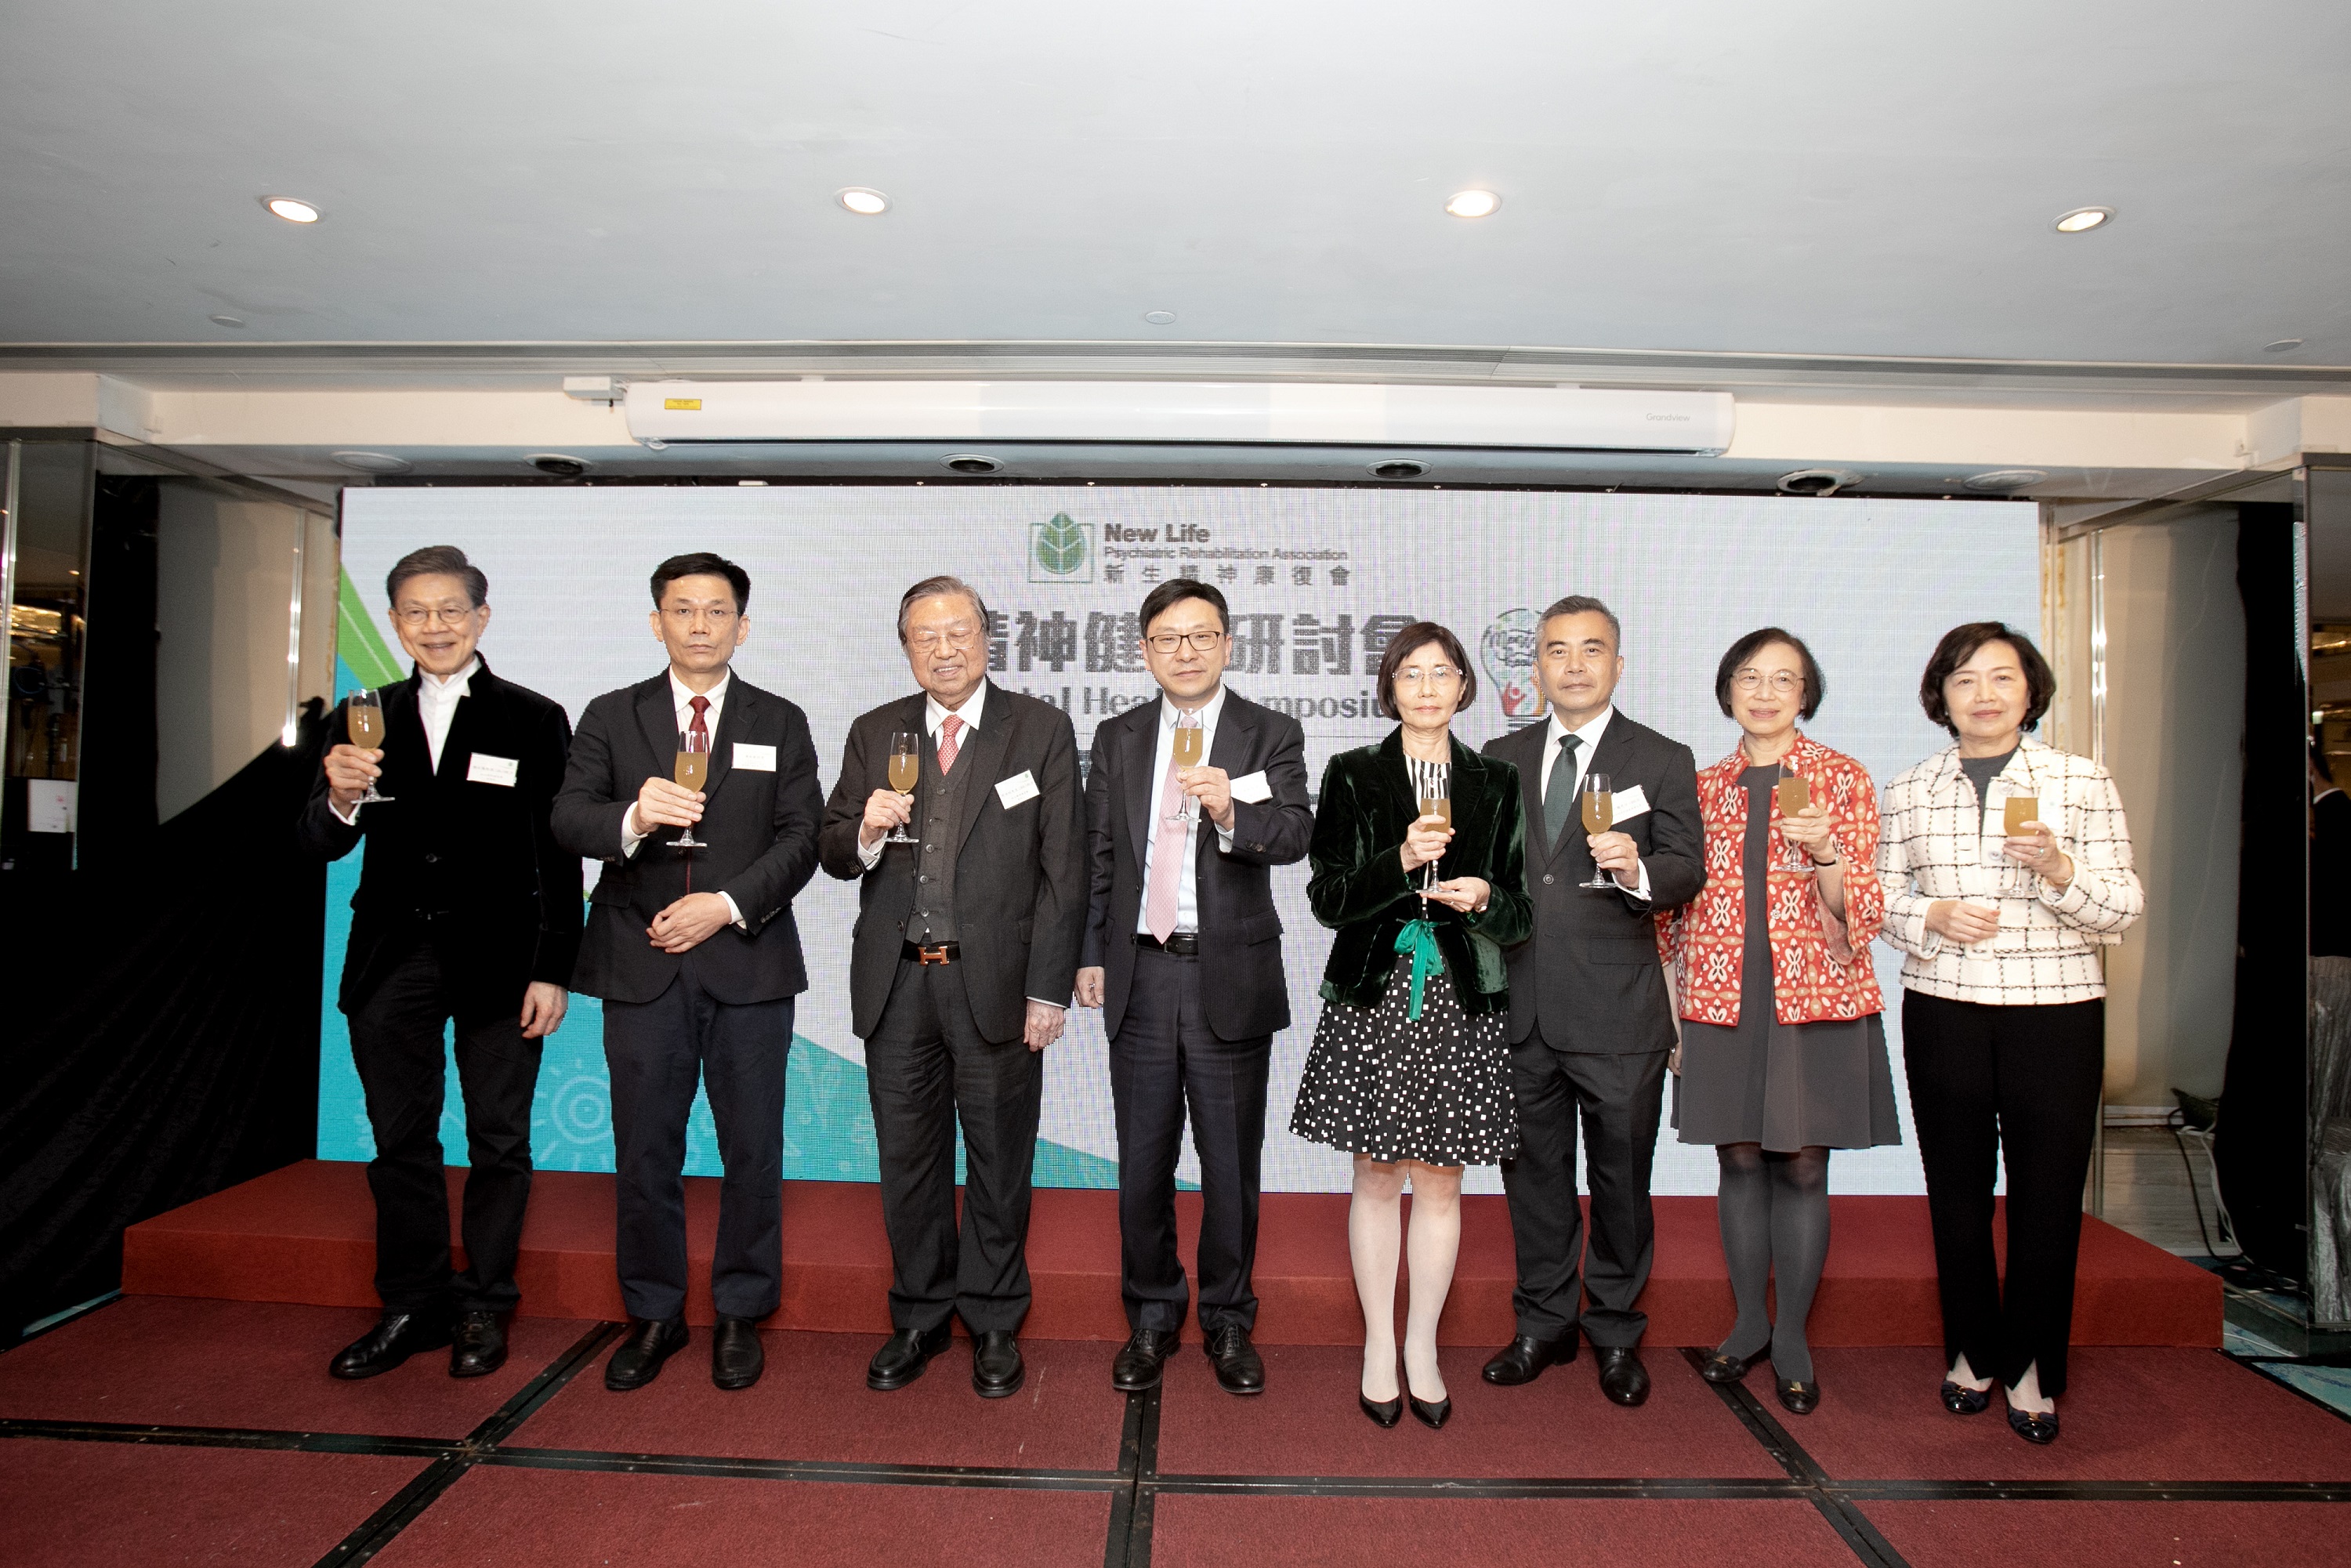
[1395,666,1462,688]
[395,604,478,628]
[1146,631,1227,655]
[907,624,981,653]
[663,607,738,627]
[1733,670,1804,694]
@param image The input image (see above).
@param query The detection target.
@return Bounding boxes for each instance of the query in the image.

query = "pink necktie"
[937,714,963,773]
[1144,755,1187,943]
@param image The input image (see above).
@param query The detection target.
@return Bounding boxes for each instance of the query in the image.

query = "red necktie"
[937,714,964,774]
[689,693,710,748]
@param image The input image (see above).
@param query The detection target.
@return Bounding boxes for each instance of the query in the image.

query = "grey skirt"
[1673,1009,1901,1152]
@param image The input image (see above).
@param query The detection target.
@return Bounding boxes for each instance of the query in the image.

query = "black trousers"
[603,961,793,1323]
[1501,1036,1670,1348]
[1109,945,1271,1335]
[1904,990,2104,1397]
[348,942,543,1316]
[865,958,1043,1335]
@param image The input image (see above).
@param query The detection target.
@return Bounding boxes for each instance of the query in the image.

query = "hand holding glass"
[672,729,709,849]
[346,690,393,802]
[1777,762,1814,871]
[885,731,921,844]
[1580,771,1616,889]
[2002,795,2041,891]
[1168,717,1204,820]
[1416,786,1452,896]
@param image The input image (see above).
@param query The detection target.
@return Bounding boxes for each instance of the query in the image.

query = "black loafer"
[603,1316,688,1392]
[972,1330,1024,1399]
[1481,1333,1576,1386]
[1940,1380,1993,1415]
[712,1315,765,1391]
[1595,1346,1650,1407]
[448,1310,507,1378]
[867,1323,953,1392]
[2006,1405,2060,1445]
[1407,1390,1452,1429]
[1360,1389,1404,1428]
[1111,1328,1179,1392]
[1775,1374,1820,1416]
[1203,1324,1266,1396]
[330,1311,453,1381]
[1701,1348,1761,1385]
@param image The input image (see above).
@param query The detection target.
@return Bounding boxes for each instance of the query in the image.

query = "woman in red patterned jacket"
[1660,628,1900,1418]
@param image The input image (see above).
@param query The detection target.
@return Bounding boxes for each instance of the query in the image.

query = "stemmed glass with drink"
[1168,714,1205,821]
[1580,771,1616,889]
[1416,775,1452,900]
[672,728,710,849]
[2002,791,2041,893]
[885,730,921,844]
[346,690,393,802]
[1776,761,1813,873]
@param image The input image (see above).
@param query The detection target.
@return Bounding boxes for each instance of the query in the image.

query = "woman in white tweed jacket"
[1878,621,2143,1447]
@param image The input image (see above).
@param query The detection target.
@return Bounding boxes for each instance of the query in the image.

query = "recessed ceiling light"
[2052,206,2111,234]
[331,451,411,474]
[836,187,890,215]
[209,313,247,328]
[1444,190,1502,219]
[262,196,321,224]
[1962,469,2049,492]
[1143,310,1176,325]
[1777,468,1862,496]
[2264,338,2305,354]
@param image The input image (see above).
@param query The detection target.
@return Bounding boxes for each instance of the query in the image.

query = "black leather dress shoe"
[1407,1389,1452,1429]
[972,1330,1024,1399]
[603,1317,688,1392]
[1203,1324,1266,1396]
[448,1310,507,1378]
[1940,1380,1993,1415]
[2006,1404,2060,1445]
[1360,1389,1404,1428]
[867,1323,953,1392]
[1701,1348,1761,1385]
[1110,1328,1179,1392]
[1595,1347,1650,1407]
[712,1315,764,1391]
[1774,1374,1820,1416]
[1481,1333,1576,1386]
[330,1311,452,1380]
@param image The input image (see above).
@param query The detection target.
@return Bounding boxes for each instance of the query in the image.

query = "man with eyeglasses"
[1478,594,1702,1408]
[552,552,824,1394]
[1073,578,1313,1396]
[302,545,582,1382]
[819,574,1086,1400]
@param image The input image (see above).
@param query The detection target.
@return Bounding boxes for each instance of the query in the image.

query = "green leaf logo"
[1031,512,1091,579]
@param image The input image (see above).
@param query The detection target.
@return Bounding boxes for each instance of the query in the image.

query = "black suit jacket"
[1483,710,1703,1052]
[819,682,1086,1044]
[552,672,824,1006]
[1081,690,1314,1041]
[298,660,582,1026]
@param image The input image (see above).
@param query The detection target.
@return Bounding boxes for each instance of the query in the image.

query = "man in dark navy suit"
[1074,579,1313,1396]
[553,552,824,1394]
[301,545,581,1382]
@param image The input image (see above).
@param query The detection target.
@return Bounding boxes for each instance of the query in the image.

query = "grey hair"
[1539,593,1621,650]
[387,545,487,609]
[897,574,991,645]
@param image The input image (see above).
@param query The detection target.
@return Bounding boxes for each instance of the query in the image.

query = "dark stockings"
[1715,1143,1831,1384]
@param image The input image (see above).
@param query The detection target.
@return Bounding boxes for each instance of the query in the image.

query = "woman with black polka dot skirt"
[1289,622,1531,1430]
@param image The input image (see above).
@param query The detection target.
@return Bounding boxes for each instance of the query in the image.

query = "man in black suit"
[1074,579,1313,1396]
[301,545,581,1382]
[552,552,824,1394]
[1480,595,1702,1407]
[819,575,1086,1400]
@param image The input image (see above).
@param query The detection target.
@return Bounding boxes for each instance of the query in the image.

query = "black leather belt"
[1134,932,1200,956]
[903,940,961,965]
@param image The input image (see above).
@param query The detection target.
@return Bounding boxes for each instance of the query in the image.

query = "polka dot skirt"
[1290,956,1519,1166]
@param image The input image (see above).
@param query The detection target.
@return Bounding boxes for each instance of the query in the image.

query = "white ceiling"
[5,0,2348,368]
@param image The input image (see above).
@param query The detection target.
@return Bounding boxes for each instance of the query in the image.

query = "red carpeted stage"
[119,1161,2219,1347]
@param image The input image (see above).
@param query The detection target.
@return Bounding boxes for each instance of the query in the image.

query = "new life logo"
[1029,512,1093,583]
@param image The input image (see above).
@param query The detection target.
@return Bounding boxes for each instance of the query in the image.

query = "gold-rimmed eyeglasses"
[1733,669,1804,694]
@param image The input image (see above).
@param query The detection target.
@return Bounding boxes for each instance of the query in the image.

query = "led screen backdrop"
[324,484,2038,1195]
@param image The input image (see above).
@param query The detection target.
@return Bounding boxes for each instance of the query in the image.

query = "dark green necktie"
[1545,733,1581,845]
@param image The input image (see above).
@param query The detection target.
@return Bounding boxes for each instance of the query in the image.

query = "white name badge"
[1610,784,1652,824]
[1229,770,1273,804]
[995,770,1041,808]
[466,753,520,788]
[734,742,777,771]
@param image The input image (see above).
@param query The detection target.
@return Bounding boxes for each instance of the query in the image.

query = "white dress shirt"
[1135,685,1237,936]
[330,657,478,825]
[621,668,744,927]
[1537,705,1650,900]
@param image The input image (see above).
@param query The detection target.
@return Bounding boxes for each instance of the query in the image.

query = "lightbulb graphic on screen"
[1480,608,1546,728]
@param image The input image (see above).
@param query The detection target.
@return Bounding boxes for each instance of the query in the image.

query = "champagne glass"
[885,730,920,844]
[1580,771,1616,889]
[1416,777,1453,899]
[346,689,393,802]
[1777,760,1813,873]
[2002,792,2041,893]
[1168,714,1205,821]
[672,727,710,849]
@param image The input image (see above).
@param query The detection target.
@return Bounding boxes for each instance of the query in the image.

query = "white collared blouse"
[1876,734,2143,1005]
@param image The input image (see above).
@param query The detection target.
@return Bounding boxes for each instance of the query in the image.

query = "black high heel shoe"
[1407,1389,1451,1429]
[1940,1380,1992,1415]
[1360,1389,1404,1428]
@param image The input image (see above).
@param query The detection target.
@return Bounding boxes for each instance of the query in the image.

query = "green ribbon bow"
[1393,918,1444,1022]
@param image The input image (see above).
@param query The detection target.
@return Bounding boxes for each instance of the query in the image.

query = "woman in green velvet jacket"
[1290,622,1532,1431]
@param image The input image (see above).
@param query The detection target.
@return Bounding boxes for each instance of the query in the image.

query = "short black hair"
[650,552,751,612]
[1139,577,1228,635]
[1919,621,2054,735]
[1538,594,1621,651]
[386,545,487,609]
[1715,627,1825,721]
[1374,621,1477,719]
